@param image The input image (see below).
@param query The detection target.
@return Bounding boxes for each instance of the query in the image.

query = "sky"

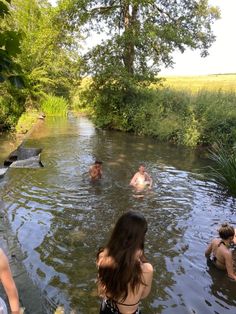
[49,0,236,76]
[160,0,236,76]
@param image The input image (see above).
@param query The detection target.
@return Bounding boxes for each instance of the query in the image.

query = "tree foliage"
[66,0,220,82]
[10,0,82,103]
[63,0,220,129]
[0,0,83,130]
[0,0,23,86]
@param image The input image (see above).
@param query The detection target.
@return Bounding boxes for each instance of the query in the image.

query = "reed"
[208,143,236,195]
[41,95,68,116]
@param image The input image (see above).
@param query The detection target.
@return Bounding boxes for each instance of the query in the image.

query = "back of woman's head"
[108,211,147,254]
[97,211,148,301]
[218,223,235,240]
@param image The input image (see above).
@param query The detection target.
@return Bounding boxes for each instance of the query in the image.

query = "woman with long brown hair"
[97,211,153,314]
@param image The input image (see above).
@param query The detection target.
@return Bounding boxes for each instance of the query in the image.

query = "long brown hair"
[97,211,148,301]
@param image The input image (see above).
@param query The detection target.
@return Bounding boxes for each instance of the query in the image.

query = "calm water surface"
[0,116,235,314]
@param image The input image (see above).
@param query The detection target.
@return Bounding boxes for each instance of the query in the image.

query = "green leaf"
[5,31,21,56]
[0,1,9,17]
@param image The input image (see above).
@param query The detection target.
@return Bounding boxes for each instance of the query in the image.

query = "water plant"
[207,142,236,195]
[40,95,68,117]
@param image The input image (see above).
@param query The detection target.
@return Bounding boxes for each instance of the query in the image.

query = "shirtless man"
[130,164,152,192]
[89,160,103,180]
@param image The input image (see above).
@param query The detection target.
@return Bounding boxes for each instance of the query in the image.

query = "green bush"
[15,110,39,134]
[40,95,68,116]
[194,90,236,145]
[72,78,236,148]
[0,95,24,130]
[71,78,94,116]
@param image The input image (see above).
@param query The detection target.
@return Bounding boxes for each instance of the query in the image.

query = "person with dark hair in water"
[205,223,236,280]
[0,248,20,313]
[89,160,103,180]
[97,211,153,314]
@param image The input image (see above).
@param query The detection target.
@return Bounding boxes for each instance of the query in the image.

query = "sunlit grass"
[157,74,236,93]
[15,110,39,134]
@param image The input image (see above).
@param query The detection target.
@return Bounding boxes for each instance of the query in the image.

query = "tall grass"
[208,143,236,196]
[40,95,68,116]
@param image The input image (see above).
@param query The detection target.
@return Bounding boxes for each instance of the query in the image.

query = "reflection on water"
[0,116,235,313]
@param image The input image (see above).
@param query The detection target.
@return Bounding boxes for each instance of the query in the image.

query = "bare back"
[97,250,153,314]
[210,239,228,269]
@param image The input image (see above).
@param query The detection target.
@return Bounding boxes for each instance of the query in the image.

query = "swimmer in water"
[89,160,103,180]
[205,223,236,280]
[130,164,152,193]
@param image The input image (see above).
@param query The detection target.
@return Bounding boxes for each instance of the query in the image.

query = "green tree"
[62,0,220,129]
[66,0,220,81]
[10,0,82,104]
[0,0,23,86]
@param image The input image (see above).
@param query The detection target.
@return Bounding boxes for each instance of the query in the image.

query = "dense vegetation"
[0,0,81,131]
[1,0,220,132]
[72,76,236,147]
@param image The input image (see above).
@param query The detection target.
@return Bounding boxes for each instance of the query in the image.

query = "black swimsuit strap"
[116,300,139,307]
[218,240,226,247]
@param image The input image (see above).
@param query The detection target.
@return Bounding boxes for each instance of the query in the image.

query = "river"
[0,115,235,314]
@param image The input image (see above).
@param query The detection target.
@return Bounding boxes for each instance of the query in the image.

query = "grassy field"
[159,74,236,93]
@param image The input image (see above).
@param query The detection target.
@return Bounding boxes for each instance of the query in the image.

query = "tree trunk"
[122,3,138,76]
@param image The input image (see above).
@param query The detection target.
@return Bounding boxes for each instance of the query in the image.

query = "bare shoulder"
[211,238,221,246]
[141,262,153,273]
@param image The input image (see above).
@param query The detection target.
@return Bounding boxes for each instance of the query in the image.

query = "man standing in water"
[130,164,152,192]
[89,160,103,180]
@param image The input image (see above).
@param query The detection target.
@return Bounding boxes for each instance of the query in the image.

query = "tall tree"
[65,0,220,82]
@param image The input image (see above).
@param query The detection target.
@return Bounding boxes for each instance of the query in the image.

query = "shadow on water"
[0,115,235,313]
